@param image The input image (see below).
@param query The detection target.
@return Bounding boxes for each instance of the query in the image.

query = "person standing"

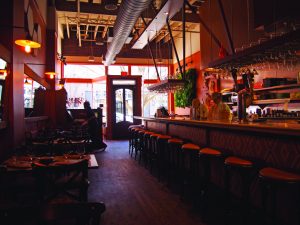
[208,92,231,121]
[83,101,103,151]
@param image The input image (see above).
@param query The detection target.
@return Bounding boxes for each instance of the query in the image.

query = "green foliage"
[174,69,197,108]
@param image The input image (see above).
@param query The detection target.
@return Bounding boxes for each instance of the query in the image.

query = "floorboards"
[88,140,205,225]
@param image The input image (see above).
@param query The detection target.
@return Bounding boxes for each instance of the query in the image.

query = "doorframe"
[106,75,142,140]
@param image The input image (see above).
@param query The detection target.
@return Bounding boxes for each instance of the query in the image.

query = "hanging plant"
[174,68,197,108]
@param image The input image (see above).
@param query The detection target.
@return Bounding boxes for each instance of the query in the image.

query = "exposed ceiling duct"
[103,0,152,66]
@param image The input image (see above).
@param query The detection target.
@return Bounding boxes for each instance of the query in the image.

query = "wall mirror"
[0,58,8,122]
[24,73,45,117]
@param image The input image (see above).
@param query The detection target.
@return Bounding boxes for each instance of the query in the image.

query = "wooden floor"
[88,140,205,225]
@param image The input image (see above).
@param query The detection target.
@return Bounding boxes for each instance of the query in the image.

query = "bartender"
[208,92,231,121]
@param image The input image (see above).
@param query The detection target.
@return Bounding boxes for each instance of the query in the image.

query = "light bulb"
[3,71,7,77]
[50,74,54,79]
[25,45,31,53]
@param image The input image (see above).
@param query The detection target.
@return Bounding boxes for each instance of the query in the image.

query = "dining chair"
[0,202,106,225]
[32,159,90,202]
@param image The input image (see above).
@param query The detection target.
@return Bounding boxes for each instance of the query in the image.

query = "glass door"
[112,86,135,139]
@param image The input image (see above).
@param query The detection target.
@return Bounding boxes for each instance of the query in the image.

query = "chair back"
[0,202,106,225]
[32,159,89,202]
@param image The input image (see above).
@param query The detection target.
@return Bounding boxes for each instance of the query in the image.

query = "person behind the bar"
[208,92,231,121]
[190,98,208,120]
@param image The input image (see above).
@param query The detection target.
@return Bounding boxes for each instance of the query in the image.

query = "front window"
[64,64,105,79]
[131,65,168,80]
[108,65,128,75]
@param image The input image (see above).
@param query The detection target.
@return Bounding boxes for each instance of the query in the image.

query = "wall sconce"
[15,35,41,53]
[45,71,56,79]
[24,77,32,87]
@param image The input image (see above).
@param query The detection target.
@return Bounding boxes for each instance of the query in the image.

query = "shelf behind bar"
[253,98,300,105]
[253,84,300,92]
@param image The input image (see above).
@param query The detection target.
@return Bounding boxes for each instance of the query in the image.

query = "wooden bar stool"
[135,129,147,163]
[156,135,172,181]
[198,148,222,209]
[224,156,254,221]
[131,128,143,158]
[259,167,300,225]
[143,131,155,167]
[167,138,184,185]
[128,125,143,155]
[180,143,201,199]
[149,133,162,173]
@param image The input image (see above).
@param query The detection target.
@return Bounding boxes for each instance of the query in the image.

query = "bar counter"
[135,116,300,224]
[135,116,300,171]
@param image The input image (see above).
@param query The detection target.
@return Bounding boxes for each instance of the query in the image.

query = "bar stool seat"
[158,135,172,140]
[225,156,253,168]
[168,138,183,144]
[182,143,200,151]
[259,167,300,183]
[150,133,161,138]
[200,148,222,157]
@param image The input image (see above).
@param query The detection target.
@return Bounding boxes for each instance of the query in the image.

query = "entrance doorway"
[106,76,142,139]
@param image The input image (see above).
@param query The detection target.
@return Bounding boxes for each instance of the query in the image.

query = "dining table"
[0,153,99,173]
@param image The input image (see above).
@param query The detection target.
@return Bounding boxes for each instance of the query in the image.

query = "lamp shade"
[15,39,41,53]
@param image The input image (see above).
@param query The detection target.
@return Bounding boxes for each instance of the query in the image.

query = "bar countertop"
[134,116,300,137]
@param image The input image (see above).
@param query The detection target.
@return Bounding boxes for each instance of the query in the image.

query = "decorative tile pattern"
[168,124,207,147]
[146,121,167,134]
[210,130,300,171]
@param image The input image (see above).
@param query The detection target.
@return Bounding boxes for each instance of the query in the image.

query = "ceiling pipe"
[103,0,152,66]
